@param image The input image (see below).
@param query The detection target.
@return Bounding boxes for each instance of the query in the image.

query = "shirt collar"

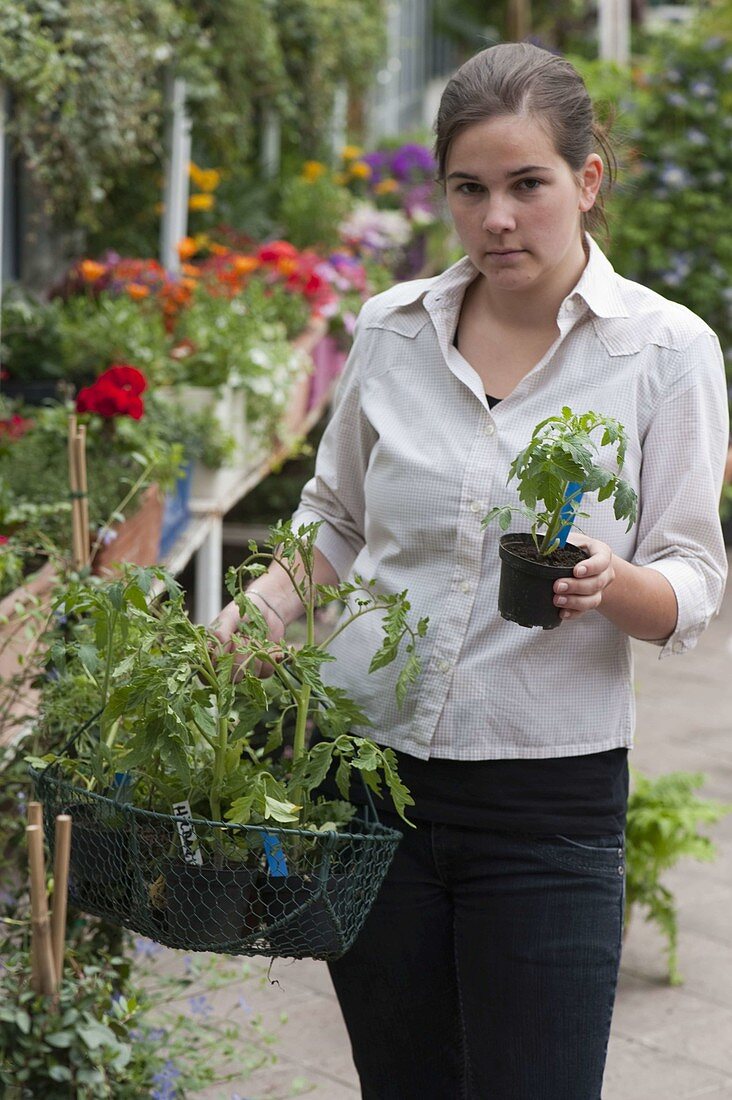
[382,234,630,320]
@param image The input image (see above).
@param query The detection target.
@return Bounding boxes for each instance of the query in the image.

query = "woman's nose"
[481,198,517,234]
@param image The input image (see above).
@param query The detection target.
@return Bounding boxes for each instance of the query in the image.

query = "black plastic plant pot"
[257,873,350,959]
[63,802,137,919]
[158,863,260,950]
[498,533,589,630]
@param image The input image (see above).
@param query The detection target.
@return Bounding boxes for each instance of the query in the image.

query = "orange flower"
[181,277,198,291]
[302,160,326,182]
[189,162,222,192]
[80,260,106,282]
[188,193,215,212]
[276,258,299,277]
[181,263,201,278]
[349,161,372,180]
[232,255,260,275]
[375,178,399,195]
[178,237,198,260]
[209,242,230,256]
[126,283,150,300]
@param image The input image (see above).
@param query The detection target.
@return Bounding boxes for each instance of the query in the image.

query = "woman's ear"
[578,154,603,212]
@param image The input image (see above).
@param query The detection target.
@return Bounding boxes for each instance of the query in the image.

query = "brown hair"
[433,42,617,239]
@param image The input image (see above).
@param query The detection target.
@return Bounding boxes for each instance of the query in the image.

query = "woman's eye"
[517,178,543,192]
[457,182,483,194]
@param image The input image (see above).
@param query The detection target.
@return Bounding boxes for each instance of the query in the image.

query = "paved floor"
[144,553,732,1099]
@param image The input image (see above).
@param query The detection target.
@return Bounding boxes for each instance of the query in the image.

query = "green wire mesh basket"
[30,767,401,960]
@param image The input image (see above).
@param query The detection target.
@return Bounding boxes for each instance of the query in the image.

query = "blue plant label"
[112,772,132,803]
[263,832,289,877]
[557,481,584,548]
[173,800,203,866]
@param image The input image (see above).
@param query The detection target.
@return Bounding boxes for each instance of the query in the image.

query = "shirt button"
[437,659,451,673]
[484,422,495,437]
[460,581,471,593]
[469,501,483,513]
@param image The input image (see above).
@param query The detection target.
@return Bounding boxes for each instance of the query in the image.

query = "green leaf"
[263,794,301,823]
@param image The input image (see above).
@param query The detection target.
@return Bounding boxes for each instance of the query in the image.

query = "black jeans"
[328,811,625,1100]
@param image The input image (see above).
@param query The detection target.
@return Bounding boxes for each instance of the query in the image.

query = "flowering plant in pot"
[482,408,638,629]
[29,521,426,957]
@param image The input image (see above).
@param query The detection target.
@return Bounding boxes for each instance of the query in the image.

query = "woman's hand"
[553,535,615,622]
[210,592,286,678]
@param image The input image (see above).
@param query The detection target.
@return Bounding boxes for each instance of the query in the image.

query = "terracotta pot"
[92,484,164,576]
[0,562,56,747]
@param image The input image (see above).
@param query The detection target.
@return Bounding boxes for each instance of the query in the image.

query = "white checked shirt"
[292,237,729,760]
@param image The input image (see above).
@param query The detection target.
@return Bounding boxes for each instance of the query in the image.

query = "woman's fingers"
[554,537,615,620]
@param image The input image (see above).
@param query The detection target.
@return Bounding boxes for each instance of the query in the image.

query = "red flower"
[103,364,147,396]
[75,365,147,419]
[0,535,8,545]
[0,414,34,440]
[256,240,299,264]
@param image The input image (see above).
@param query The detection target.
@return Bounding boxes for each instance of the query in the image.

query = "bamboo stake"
[26,802,44,990]
[51,815,72,986]
[26,824,57,997]
[27,801,42,828]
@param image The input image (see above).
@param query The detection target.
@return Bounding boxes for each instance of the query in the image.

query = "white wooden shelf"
[160,380,336,623]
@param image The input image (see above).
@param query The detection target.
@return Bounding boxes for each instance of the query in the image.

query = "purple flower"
[152,1060,182,1100]
[390,143,436,182]
[685,128,708,146]
[361,151,389,182]
[237,994,253,1013]
[134,936,163,958]
[666,92,687,108]
[188,993,213,1018]
[690,80,714,97]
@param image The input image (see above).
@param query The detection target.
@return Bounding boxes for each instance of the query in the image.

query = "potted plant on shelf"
[29,521,427,958]
[482,408,638,629]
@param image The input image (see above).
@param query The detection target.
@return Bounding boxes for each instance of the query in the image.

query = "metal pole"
[599,0,631,64]
[159,73,192,277]
[331,84,348,160]
[260,108,281,180]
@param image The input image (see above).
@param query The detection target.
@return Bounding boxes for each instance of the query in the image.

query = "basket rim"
[29,765,402,844]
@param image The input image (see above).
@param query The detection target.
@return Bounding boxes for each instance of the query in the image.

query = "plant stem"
[210,709,228,824]
[290,565,315,824]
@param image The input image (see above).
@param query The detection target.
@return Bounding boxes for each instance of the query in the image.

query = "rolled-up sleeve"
[291,312,377,579]
[632,331,729,656]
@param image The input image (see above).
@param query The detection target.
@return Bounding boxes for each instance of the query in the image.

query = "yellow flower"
[189,162,222,192]
[375,178,400,195]
[341,145,362,161]
[302,160,326,182]
[188,193,215,212]
[349,161,372,180]
[333,172,347,186]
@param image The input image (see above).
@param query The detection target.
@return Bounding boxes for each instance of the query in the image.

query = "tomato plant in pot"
[29,521,426,958]
[482,408,638,629]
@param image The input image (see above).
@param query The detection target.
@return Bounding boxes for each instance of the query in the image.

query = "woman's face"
[444,114,602,300]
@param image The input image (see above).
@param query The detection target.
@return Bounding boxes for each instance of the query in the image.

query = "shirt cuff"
[291,507,360,581]
[641,559,709,657]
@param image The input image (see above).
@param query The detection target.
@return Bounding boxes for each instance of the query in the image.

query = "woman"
[214,43,728,1100]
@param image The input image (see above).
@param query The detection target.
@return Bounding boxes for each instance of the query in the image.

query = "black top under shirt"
[314,385,629,836]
